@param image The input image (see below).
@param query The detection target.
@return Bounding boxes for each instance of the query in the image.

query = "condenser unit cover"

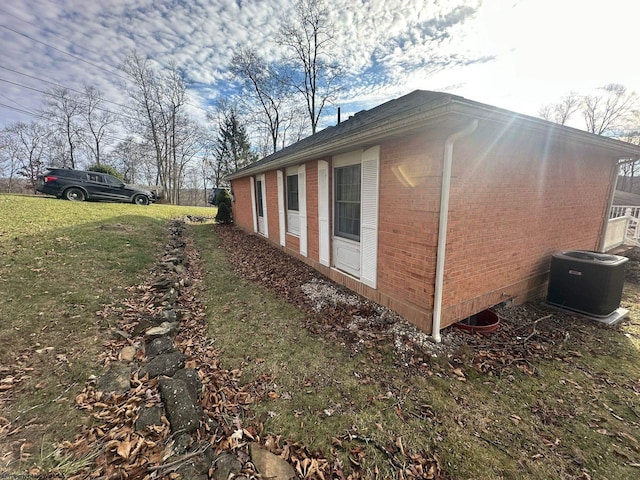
[547,250,627,317]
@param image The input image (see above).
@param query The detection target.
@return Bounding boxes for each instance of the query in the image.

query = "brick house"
[226,91,640,340]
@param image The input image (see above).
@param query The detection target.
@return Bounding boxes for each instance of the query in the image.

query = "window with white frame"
[286,170,300,235]
[334,164,361,241]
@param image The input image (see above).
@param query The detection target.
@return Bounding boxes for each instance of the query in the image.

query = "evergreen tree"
[213,108,257,187]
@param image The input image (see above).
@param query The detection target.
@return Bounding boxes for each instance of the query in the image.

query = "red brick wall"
[231,177,254,231]
[440,124,617,327]
[306,160,319,259]
[376,131,446,331]
[265,171,279,241]
[229,123,617,335]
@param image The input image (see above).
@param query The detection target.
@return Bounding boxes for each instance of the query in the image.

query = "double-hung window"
[334,164,361,241]
[286,170,300,235]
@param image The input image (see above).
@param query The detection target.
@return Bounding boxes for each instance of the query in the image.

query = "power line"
[0,77,139,124]
[0,91,28,110]
[0,6,106,60]
[0,102,38,118]
[0,65,135,113]
[0,100,135,145]
[0,14,213,117]
[0,23,131,83]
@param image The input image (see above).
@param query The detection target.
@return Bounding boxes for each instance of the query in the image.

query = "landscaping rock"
[249,442,296,480]
[211,453,242,480]
[159,377,201,433]
[144,321,179,340]
[145,336,176,359]
[174,463,207,480]
[139,352,187,379]
[172,432,192,455]
[118,345,137,362]
[98,364,130,394]
[150,275,176,291]
[172,368,202,402]
[193,444,217,474]
[135,404,166,432]
[161,288,178,305]
[131,316,163,336]
[157,309,178,323]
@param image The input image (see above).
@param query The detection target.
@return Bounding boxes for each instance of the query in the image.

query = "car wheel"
[64,188,85,202]
[133,195,149,206]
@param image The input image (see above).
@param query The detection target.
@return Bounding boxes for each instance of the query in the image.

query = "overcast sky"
[1,0,638,132]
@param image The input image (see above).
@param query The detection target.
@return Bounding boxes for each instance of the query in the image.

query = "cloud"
[3,0,637,133]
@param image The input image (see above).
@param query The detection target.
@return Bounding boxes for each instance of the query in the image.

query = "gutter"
[431,119,479,343]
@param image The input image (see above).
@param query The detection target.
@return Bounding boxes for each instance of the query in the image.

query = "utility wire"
[0,14,212,116]
[0,65,136,113]
[0,6,106,60]
[0,77,139,123]
[0,91,28,110]
[0,100,135,145]
[0,23,131,83]
[0,102,39,118]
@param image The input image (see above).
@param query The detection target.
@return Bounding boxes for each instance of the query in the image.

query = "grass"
[2,193,640,479]
[192,224,640,480]
[0,194,215,473]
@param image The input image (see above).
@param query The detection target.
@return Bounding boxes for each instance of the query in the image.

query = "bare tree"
[538,93,580,125]
[0,128,20,192]
[81,85,116,166]
[43,86,83,168]
[121,51,166,188]
[109,136,151,184]
[277,0,341,134]
[583,84,638,136]
[230,47,294,153]
[3,121,50,192]
[121,52,200,203]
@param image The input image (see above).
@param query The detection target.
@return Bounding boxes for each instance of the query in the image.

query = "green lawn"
[0,194,215,473]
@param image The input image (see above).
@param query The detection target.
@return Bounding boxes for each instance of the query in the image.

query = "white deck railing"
[610,205,640,219]
[605,206,640,251]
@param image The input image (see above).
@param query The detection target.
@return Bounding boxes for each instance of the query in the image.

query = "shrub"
[87,164,124,180]
[215,189,233,224]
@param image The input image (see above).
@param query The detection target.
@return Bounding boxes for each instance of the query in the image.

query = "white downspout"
[432,119,479,343]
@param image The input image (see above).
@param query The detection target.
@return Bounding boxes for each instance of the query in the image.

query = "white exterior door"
[331,147,379,285]
[332,150,363,277]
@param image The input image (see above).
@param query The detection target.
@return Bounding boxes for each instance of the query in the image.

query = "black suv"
[36,168,155,205]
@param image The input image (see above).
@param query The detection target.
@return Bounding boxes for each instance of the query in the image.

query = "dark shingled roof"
[231,90,461,176]
[227,89,640,180]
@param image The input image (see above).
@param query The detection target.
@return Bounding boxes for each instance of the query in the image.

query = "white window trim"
[332,149,363,278]
[298,164,308,257]
[277,170,286,246]
[318,160,330,267]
